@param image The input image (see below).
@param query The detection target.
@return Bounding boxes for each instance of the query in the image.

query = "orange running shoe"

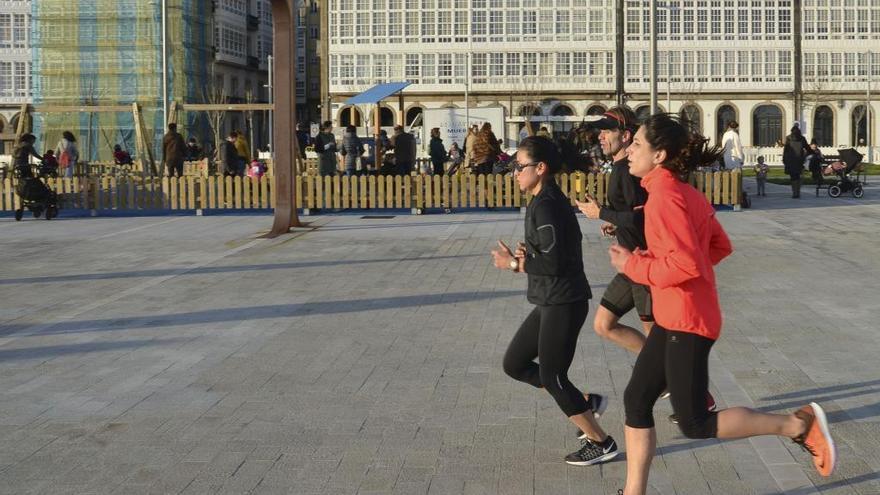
[793,402,836,477]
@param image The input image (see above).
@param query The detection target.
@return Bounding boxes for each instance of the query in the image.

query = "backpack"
[59,150,71,168]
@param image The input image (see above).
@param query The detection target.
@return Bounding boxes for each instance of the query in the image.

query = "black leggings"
[624,325,718,439]
[503,302,590,417]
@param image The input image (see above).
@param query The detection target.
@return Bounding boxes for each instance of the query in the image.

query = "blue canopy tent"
[343,82,412,172]
[344,81,411,106]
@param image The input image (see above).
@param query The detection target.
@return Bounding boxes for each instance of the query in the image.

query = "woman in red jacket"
[607,115,835,495]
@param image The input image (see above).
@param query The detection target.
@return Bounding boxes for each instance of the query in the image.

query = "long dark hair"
[62,131,76,142]
[641,114,722,180]
[518,136,562,175]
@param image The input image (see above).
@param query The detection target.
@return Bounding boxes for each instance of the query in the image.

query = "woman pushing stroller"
[12,134,59,221]
[13,133,43,177]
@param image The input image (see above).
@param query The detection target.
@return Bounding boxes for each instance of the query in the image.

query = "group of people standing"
[721,119,831,199]
[10,131,79,179]
[313,120,421,177]
[161,123,253,178]
[491,106,836,495]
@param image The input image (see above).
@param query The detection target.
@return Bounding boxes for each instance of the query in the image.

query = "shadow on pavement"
[0,290,523,337]
[0,338,186,361]
[0,254,483,286]
[783,471,880,494]
[760,379,880,402]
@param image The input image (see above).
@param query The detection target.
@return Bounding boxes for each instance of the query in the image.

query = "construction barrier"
[0,170,742,213]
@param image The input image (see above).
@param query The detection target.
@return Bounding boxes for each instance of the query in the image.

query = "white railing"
[743,146,879,166]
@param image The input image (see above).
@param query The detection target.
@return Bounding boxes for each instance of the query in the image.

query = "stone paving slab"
[0,179,879,494]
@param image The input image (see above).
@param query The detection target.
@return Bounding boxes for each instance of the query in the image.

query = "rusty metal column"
[268,0,303,236]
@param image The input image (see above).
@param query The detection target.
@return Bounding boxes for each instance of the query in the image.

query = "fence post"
[732,169,742,211]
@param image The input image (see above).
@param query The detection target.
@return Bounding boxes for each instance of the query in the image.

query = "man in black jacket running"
[576,106,653,354]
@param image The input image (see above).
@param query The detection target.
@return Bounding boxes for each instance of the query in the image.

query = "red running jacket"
[623,166,733,340]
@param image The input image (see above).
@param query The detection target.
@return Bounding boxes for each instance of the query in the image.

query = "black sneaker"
[564,436,619,466]
[574,394,608,439]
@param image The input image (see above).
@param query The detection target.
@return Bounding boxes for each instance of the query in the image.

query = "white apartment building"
[213,0,316,149]
[0,0,32,153]
[213,0,274,148]
[327,0,880,153]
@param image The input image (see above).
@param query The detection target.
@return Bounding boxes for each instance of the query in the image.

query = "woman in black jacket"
[13,134,42,177]
[490,136,617,467]
[783,126,808,198]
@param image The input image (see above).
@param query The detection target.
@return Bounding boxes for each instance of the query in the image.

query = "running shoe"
[793,402,836,477]
[574,393,608,439]
[707,391,717,411]
[668,391,717,424]
[565,436,619,466]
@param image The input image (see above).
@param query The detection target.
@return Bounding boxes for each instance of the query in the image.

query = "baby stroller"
[38,159,59,178]
[13,165,59,221]
[824,148,864,198]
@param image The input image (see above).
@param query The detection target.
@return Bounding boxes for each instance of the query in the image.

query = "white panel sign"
[421,107,506,150]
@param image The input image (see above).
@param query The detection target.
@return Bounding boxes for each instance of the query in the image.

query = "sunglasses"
[512,160,540,172]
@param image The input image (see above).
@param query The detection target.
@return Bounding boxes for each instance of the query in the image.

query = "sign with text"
[421,107,506,151]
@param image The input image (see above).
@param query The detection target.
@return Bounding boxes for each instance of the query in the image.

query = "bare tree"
[512,69,546,137]
[245,87,255,159]
[202,63,228,170]
[81,77,110,162]
[801,79,846,145]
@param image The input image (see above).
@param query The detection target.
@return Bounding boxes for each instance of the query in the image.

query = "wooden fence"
[0,170,742,213]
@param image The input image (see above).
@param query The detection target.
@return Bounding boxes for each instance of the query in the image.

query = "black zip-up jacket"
[523,181,591,305]
[599,158,648,251]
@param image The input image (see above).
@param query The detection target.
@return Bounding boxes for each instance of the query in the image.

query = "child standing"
[754,156,769,196]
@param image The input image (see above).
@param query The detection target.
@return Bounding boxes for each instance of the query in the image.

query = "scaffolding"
[31,0,213,163]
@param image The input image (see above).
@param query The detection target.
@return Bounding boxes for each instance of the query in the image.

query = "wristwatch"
[509,259,519,271]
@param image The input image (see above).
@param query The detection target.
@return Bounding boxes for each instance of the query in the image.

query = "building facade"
[31,0,213,162]
[0,0,32,154]
[327,0,880,153]
[213,0,321,151]
[212,0,273,151]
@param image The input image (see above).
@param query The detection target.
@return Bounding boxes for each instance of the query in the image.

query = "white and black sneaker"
[565,436,619,466]
[574,393,608,439]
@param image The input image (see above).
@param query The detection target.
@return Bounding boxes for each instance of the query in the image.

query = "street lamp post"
[868,51,873,164]
[666,52,671,111]
[267,55,274,155]
[161,0,168,132]
[649,0,658,114]
[465,0,472,126]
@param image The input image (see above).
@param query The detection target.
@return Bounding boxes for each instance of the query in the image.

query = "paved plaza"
[1,180,879,495]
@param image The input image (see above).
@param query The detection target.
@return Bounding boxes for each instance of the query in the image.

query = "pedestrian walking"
[428,128,447,175]
[314,121,338,177]
[56,130,79,178]
[234,131,251,173]
[296,122,311,160]
[464,124,478,168]
[220,133,240,177]
[162,123,186,178]
[390,125,416,176]
[609,114,835,495]
[720,121,744,170]
[471,122,500,175]
[341,125,363,177]
[492,136,618,467]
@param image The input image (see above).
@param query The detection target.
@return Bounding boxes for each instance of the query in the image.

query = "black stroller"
[13,165,59,221]
[825,148,865,198]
